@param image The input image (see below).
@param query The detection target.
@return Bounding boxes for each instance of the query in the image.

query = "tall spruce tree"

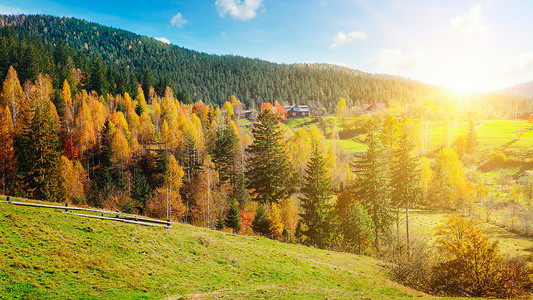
[15,104,65,202]
[131,170,151,214]
[299,147,336,248]
[252,204,270,236]
[213,123,240,194]
[225,200,241,234]
[390,121,421,255]
[353,129,391,251]
[246,108,290,205]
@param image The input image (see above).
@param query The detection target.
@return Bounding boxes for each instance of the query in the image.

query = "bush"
[387,239,433,292]
[387,215,533,298]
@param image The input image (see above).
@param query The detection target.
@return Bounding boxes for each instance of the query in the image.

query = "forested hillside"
[1,14,530,117]
[503,80,533,99]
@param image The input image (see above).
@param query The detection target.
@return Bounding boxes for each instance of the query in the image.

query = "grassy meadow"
[0,197,429,300]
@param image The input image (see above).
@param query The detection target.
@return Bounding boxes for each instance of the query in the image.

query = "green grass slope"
[0,200,428,299]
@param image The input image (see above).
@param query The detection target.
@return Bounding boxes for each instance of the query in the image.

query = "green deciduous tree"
[341,203,375,254]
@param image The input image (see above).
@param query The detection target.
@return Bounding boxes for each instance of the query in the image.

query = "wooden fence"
[1,196,171,228]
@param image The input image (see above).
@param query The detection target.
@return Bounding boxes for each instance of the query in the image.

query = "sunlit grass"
[0,198,426,299]
[403,209,533,259]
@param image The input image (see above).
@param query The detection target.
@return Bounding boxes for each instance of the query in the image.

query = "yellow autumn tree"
[432,215,532,298]
[110,129,131,171]
[223,101,234,118]
[429,147,469,209]
[335,97,347,116]
[191,155,220,227]
[61,156,89,203]
[0,66,24,129]
[268,203,284,240]
[0,106,15,195]
[138,111,156,145]
[289,128,312,188]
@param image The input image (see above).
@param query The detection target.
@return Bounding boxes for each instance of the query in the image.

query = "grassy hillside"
[0,198,427,299]
[404,209,533,260]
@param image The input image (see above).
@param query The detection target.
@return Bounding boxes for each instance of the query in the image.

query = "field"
[0,197,428,299]
[286,116,533,156]
[405,209,533,259]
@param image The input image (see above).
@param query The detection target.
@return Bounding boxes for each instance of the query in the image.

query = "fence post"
[65,202,68,212]
[7,196,11,203]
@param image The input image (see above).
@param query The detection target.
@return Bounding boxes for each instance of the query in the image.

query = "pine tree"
[225,200,241,233]
[131,170,151,214]
[252,204,270,236]
[299,147,336,248]
[215,212,225,230]
[353,129,391,251]
[213,122,240,193]
[246,108,290,205]
[15,103,65,202]
[390,120,421,255]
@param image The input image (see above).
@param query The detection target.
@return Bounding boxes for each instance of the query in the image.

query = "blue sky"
[2,0,533,92]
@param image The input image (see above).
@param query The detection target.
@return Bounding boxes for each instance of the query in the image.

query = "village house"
[284,105,310,119]
[362,102,386,114]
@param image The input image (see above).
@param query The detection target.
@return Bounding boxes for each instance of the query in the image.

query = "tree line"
[1,65,489,252]
[1,14,531,117]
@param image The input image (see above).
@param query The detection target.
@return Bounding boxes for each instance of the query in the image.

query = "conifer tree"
[246,108,290,205]
[15,103,65,201]
[353,128,391,251]
[213,122,240,193]
[252,204,270,236]
[390,120,421,255]
[215,212,225,230]
[132,170,151,214]
[225,200,241,233]
[299,147,336,248]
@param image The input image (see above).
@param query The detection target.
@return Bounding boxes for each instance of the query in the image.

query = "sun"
[448,76,476,93]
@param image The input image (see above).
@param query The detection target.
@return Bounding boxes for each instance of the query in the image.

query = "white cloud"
[503,51,533,76]
[329,31,367,49]
[170,13,188,28]
[0,4,27,14]
[367,48,426,72]
[445,5,488,36]
[215,0,264,21]
[154,37,171,44]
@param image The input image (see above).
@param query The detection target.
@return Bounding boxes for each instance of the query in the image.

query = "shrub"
[387,215,533,298]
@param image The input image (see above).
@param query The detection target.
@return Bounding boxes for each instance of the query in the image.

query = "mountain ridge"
[0,13,530,118]
[0,13,448,108]
[502,80,533,99]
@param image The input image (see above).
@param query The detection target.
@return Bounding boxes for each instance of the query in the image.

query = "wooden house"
[285,105,310,119]
[362,103,386,114]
